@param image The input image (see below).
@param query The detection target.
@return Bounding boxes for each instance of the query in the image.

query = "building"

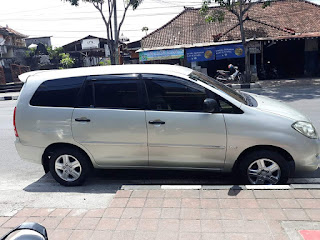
[63,35,113,67]
[0,25,27,68]
[120,40,141,64]
[25,36,52,48]
[0,25,29,84]
[140,0,320,79]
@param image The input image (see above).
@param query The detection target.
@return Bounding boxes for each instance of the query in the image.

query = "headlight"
[292,121,318,139]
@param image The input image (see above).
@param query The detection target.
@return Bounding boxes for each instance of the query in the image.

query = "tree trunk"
[239,1,251,82]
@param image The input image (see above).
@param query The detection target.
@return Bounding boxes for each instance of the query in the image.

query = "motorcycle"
[0,222,48,240]
[215,66,243,83]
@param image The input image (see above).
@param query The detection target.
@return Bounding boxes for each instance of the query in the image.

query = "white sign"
[81,38,100,50]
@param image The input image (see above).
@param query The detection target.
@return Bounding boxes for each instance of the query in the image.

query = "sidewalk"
[1,188,320,240]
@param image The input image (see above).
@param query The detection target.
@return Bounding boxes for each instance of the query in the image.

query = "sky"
[1,0,320,47]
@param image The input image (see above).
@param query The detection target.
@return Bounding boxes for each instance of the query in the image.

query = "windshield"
[188,70,247,105]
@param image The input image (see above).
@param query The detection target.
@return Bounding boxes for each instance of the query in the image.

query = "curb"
[226,83,261,89]
[121,184,320,190]
[0,95,19,101]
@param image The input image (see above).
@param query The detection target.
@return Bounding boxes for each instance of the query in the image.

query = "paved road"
[0,85,319,215]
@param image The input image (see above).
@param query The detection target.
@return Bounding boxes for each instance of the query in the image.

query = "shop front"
[185,44,245,78]
[139,48,184,65]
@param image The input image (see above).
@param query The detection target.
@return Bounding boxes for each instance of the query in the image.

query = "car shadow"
[23,169,237,193]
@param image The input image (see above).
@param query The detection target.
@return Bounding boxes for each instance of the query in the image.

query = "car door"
[72,74,148,167]
[143,74,227,169]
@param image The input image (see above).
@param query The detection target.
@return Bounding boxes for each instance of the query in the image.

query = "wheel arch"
[42,142,93,173]
[232,145,295,176]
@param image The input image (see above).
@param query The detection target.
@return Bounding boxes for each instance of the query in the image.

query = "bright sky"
[1,0,320,47]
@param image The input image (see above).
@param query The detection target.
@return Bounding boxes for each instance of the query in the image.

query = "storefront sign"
[81,38,100,50]
[215,44,245,60]
[139,49,184,62]
[186,47,215,62]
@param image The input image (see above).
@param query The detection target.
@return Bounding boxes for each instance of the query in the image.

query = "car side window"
[78,75,142,110]
[30,77,85,108]
[144,75,209,112]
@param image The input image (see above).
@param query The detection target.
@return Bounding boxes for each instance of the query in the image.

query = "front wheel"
[49,148,91,186]
[238,150,290,185]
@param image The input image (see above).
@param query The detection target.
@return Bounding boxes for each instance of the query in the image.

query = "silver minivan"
[14,64,320,186]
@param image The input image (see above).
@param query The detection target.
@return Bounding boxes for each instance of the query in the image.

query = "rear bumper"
[15,139,44,165]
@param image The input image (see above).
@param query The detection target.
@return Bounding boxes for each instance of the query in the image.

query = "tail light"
[13,107,19,137]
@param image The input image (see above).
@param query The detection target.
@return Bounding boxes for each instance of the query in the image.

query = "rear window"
[30,77,85,107]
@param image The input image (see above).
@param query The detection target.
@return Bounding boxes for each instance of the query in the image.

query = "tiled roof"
[0,25,28,38]
[141,0,320,49]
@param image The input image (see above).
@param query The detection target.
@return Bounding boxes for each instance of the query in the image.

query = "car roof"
[19,64,193,83]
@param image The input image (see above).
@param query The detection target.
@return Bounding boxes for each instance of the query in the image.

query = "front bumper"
[15,139,44,165]
[294,138,320,172]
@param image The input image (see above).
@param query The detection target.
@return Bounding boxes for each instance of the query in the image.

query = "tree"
[142,26,149,36]
[200,0,270,82]
[63,0,143,65]
[60,53,75,68]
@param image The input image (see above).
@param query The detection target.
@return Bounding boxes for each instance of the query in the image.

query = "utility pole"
[113,0,120,64]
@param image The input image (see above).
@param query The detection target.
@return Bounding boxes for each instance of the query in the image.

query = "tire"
[49,147,91,186]
[238,150,290,185]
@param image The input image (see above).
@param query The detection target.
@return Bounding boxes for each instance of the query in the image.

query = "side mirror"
[203,98,220,113]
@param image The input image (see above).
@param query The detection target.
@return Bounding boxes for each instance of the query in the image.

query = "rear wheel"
[49,148,91,186]
[238,150,290,185]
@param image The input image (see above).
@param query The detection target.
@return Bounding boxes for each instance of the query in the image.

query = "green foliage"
[47,46,64,60]
[200,0,225,22]
[59,53,75,69]
[63,0,143,9]
[25,47,36,58]
[200,0,271,23]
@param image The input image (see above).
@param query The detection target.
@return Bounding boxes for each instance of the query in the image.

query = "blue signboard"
[139,49,184,62]
[215,44,244,60]
[186,47,215,62]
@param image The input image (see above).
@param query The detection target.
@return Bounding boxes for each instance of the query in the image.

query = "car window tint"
[30,77,85,107]
[145,75,207,112]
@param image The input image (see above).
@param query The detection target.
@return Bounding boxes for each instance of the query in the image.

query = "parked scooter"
[215,64,243,83]
[0,222,48,240]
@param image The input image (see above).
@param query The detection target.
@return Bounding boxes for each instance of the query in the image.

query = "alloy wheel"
[55,154,82,182]
[247,158,281,185]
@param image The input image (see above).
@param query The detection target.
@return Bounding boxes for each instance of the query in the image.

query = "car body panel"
[146,110,226,169]
[72,108,148,166]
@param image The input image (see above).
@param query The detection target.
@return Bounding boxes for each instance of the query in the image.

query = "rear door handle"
[75,117,91,122]
[149,120,165,125]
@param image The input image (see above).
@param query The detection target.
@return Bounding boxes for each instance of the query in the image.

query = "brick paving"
[1,189,320,240]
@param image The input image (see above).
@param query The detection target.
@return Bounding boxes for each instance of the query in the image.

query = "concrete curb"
[226,83,261,89]
[121,183,320,190]
[0,95,19,101]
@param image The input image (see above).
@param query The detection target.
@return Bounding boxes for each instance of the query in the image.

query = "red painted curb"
[299,230,320,240]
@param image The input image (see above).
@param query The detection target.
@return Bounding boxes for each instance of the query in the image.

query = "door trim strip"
[148,143,225,149]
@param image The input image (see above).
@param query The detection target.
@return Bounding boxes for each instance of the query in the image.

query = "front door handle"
[149,120,165,125]
[75,117,91,122]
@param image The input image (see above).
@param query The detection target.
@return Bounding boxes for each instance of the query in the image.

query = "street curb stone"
[0,95,18,101]
[121,184,320,190]
[226,83,261,89]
